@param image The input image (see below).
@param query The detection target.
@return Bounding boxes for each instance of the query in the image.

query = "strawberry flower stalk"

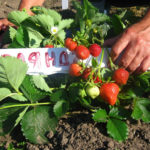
[89,46,104,83]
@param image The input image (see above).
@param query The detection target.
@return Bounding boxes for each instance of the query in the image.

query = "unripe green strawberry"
[86,85,100,99]
[89,43,101,57]
[75,45,90,60]
[112,68,129,85]
[100,83,119,106]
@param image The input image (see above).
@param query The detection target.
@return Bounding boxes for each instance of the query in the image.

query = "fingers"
[111,28,134,62]
[118,39,141,69]
[0,18,14,31]
[126,50,144,73]
[135,56,150,74]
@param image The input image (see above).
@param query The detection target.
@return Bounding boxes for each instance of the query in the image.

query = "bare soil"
[0,0,150,150]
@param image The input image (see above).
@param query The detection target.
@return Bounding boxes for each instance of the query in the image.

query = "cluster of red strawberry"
[66,37,129,106]
[71,65,129,106]
[100,68,129,105]
[65,38,101,60]
[69,61,129,106]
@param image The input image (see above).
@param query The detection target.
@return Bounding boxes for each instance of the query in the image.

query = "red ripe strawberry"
[112,68,129,85]
[82,68,91,80]
[89,43,101,57]
[69,63,82,77]
[93,76,102,83]
[65,38,77,51]
[100,83,119,106]
[45,44,54,48]
[75,45,90,60]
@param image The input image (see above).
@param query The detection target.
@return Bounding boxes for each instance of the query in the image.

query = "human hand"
[104,20,150,74]
[0,18,14,31]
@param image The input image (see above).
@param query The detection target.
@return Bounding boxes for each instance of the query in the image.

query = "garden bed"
[1,109,150,150]
[0,0,150,150]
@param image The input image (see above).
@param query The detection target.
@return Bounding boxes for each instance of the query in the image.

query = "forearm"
[18,0,45,15]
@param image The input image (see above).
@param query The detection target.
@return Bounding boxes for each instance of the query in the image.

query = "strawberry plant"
[1,0,150,145]
[4,6,73,48]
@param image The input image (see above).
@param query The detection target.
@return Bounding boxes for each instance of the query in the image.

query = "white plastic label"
[0,48,110,75]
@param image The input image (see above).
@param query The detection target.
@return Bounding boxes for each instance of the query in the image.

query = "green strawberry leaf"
[87,9,96,19]
[20,75,47,103]
[109,107,130,120]
[58,19,73,31]
[21,106,58,144]
[92,109,108,123]
[32,75,51,93]
[68,82,85,103]
[131,98,150,123]
[31,6,62,23]
[28,14,54,32]
[9,26,17,41]
[79,19,86,33]
[92,57,98,68]
[0,88,27,102]
[0,57,28,91]
[131,102,143,120]
[10,93,28,102]
[0,88,11,101]
[107,118,128,142]
[57,30,66,42]
[53,100,69,118]
[26,27,44,48]
[15,26,29,47]
[92,13,110,23]
[111,14,125,35]
[8,11,29,26]
[0,102,24,135]
[79,97,94,109]
[50,89,67,102]
[98,23,110,38]
[100,68,113,81]
[118,88,137,100]
[46,74,69,88]
[8,38,24,48]
[136,74,150,89]
[14,106,29,128]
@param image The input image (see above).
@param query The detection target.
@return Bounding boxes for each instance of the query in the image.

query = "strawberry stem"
[0,102,51,110]
[106,48,117,70]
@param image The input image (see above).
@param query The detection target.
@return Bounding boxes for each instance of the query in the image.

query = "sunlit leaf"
[21,106,58,144]
[107,118,128,142]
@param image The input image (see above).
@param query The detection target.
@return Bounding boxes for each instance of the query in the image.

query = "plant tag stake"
[62,0,68,10]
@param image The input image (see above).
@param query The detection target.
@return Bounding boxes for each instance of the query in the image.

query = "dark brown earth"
[0,0,150,150]
[2,109,150,150]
